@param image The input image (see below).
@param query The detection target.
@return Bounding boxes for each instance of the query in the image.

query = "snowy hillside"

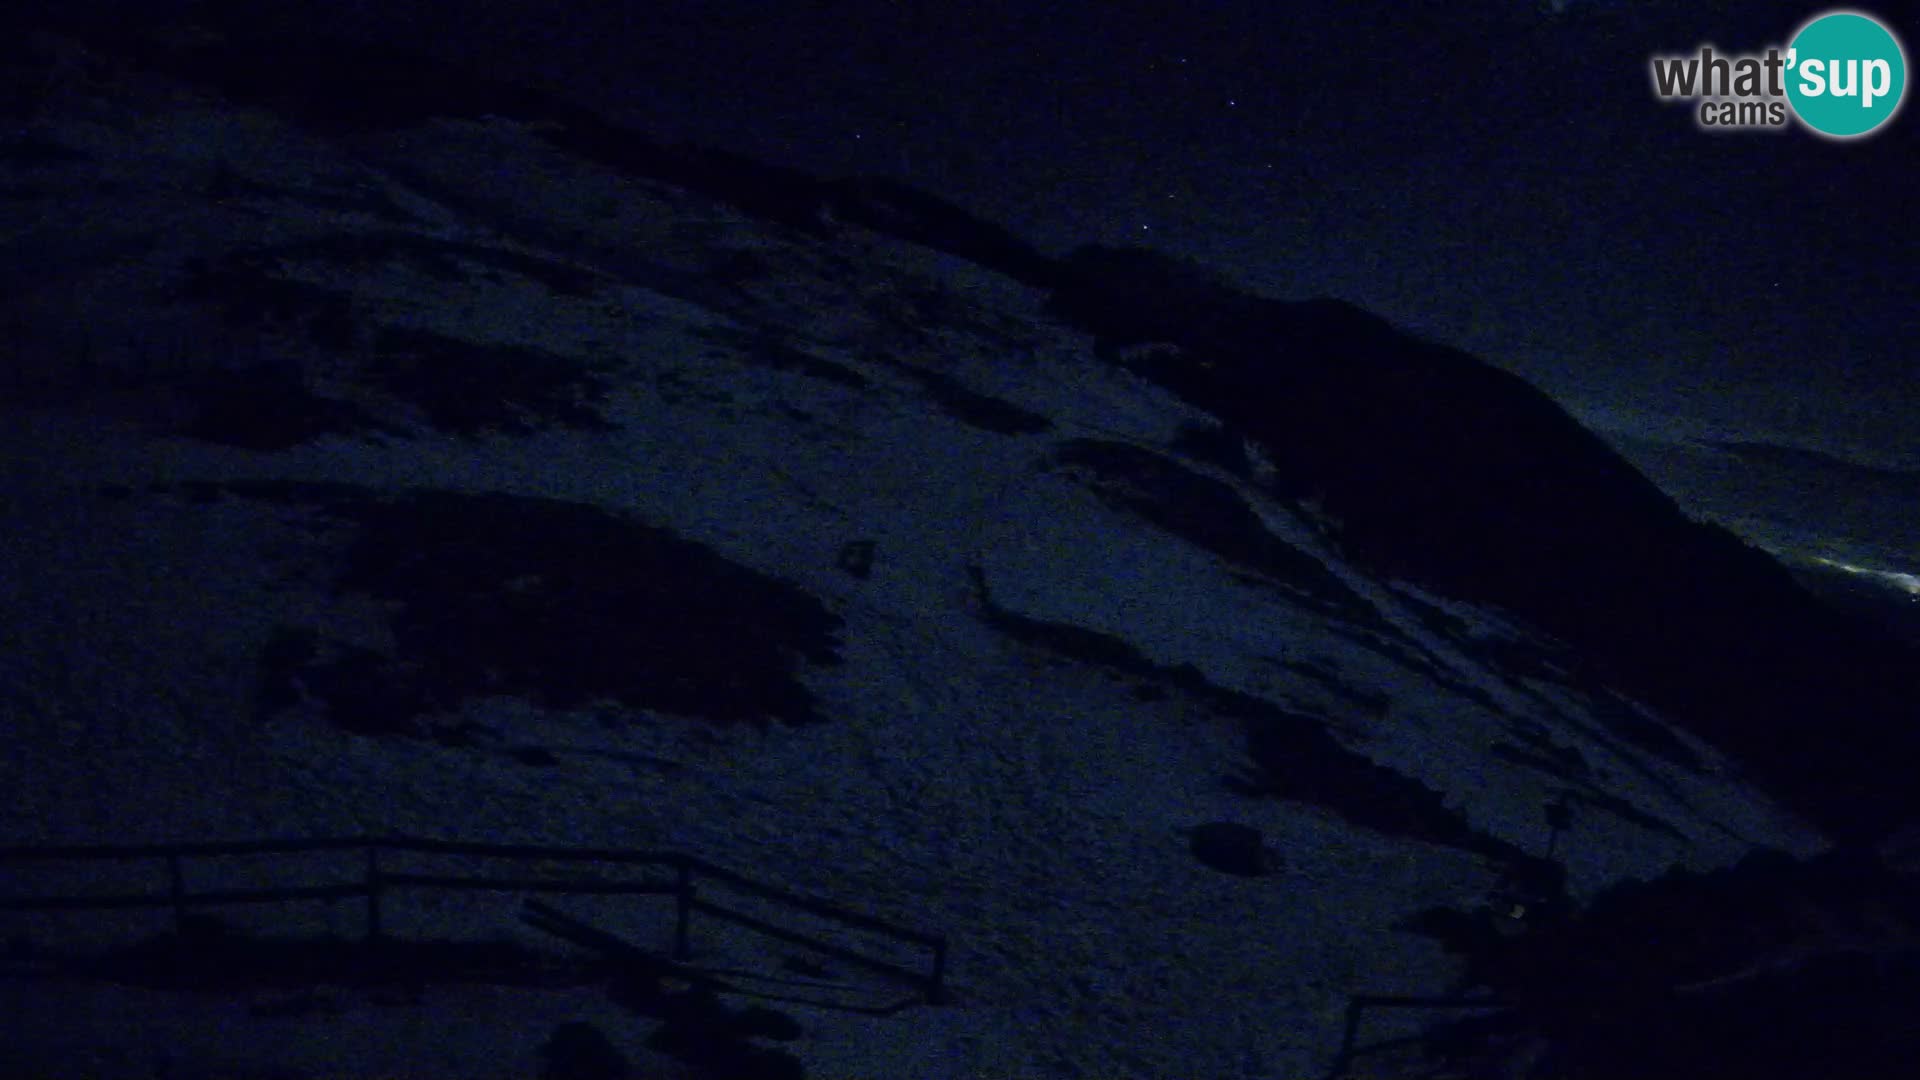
[1,22,1908,1080]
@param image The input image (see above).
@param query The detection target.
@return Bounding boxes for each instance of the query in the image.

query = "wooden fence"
[1323,992,1512,1079]
[0,834,947,1003]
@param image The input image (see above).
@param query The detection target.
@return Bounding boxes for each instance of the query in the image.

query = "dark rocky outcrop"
[238,483,844,732]
[821,176,1057,288]
[1048,437,1374,621]
[538,1021,629,1080]
[1187,822,1278,877]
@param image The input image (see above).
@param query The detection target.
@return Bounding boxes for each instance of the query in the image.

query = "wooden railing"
[0,834,947,1004]
[1323,993,1511,1079]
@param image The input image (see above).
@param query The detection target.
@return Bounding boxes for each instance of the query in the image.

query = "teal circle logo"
[1786,10,1907,138]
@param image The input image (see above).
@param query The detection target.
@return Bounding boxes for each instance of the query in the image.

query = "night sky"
[43,1,1920,459]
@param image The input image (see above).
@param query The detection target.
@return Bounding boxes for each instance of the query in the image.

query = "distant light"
[1812,556,1920,596]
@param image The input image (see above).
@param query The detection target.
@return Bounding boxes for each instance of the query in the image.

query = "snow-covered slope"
[0,27,1846,1079]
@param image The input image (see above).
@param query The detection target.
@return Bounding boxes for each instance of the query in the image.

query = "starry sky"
[38,1,1920,461]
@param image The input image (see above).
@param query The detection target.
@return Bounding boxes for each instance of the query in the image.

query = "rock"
[730,1005,804,1041]
[538,1020,628,1080]
[1188,822,1279,877]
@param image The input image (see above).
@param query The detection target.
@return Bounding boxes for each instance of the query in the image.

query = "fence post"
[927,935,949,1004]
[673,857,694,962]
[365,844,383,942]
[167,852,188,931]
[1325,999,1365,1080]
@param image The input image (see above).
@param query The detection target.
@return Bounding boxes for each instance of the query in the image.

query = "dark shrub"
[539,1020,629,1080]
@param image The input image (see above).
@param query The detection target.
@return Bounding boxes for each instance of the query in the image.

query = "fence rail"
[1324,993,1511,1080]
[0,834,947,1003]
